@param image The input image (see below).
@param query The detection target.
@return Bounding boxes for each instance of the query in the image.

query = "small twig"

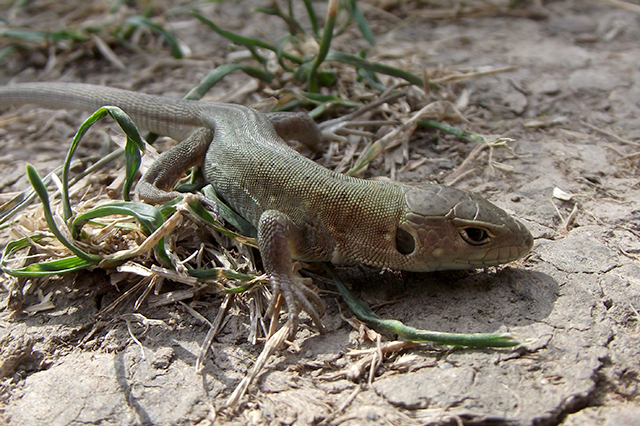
[338,93,405,123]
[97,274,149,316]
[446,142,487,183]
[267,293,284,338]
[324,340,420,382]
[551,200,579,235]
[180,301,214,328]
[368,334,383,386]
[134,275,161,310]
[126,319,146,360]
[622,151,640,160]
[582,121,640,147]
[430,65,519,84]
[597,0,640,13]
[91,34,126,70]
[195,294,233,373]
[225,319,292,409]
[446,168,478,187]
[318,93,405,140]
[348,101,442,175]
[562,203,580,234]
[629,303,640,321]
[550,200,566,228]
[316,386,362,426]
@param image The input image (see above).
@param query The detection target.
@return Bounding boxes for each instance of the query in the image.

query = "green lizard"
[0,83,533,333]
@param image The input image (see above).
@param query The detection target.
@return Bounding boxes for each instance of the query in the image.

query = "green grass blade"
[1,28,88,43]
[301,0,320,36]
[184,195,258,247]
[0,45,16,62]
[1,232,97,276]
[25,164,101,263]
[303,94,362,117]
[193,12,304,65]
[1,234,45,274]
[254,4,305,36]
[200,186,257,238]
[347,139,385,176]
[322,264,521,348]
[268,90,362,116]
[61,108,109,220]
[71,201,170,264]
[108,107,145,201]
[347,0,375,46]
[123,140,142,201]
[325,51,425,87]
[106,107,146,151]
[1,149,122,230]
[419,120,487,143]
[63,107,145,213]
[71,202,164,238]
[125,15,183,58]
[355,50,386,91]
[1,29,47,42]
[47,29,88,42]
[308,0,338,92]
[274,36,297,73]
[184,64,274,100]
[4,255,98,277]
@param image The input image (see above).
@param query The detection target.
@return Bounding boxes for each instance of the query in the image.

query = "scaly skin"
[0,83,534,333]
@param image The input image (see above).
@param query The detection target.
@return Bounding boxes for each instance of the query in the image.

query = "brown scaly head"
[393,184,533,272]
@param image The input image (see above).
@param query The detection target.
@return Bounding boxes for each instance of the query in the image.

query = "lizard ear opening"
[396,227,416,255]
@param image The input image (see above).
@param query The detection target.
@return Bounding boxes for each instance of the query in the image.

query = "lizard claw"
[259,210,326,336]
[193,193,219,220]
[317,92,406,144]
[317,118,351,144]
[266,269,326,337]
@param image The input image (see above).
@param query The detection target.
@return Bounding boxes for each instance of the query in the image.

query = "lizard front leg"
[258,210,326,335]
[135,127,214,204]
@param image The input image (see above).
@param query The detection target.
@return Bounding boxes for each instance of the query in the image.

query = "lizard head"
[395,185,533,271]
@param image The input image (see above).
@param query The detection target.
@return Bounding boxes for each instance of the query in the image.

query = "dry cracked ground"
[0,1,639,425]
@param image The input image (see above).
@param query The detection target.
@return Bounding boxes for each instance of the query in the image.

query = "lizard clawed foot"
[266,267,326,337]
[317,92,406,144]
[193,193,219,219]
[259,210,326,337]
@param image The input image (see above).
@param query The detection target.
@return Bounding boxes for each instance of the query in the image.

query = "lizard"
[0,82,534,333]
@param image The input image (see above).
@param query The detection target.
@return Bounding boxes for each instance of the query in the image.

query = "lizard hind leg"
[266,111,323,151]
[258,210,326,336]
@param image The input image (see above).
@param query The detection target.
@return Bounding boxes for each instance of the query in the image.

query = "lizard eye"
[396,227,415,255]
[460,227,491,246]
